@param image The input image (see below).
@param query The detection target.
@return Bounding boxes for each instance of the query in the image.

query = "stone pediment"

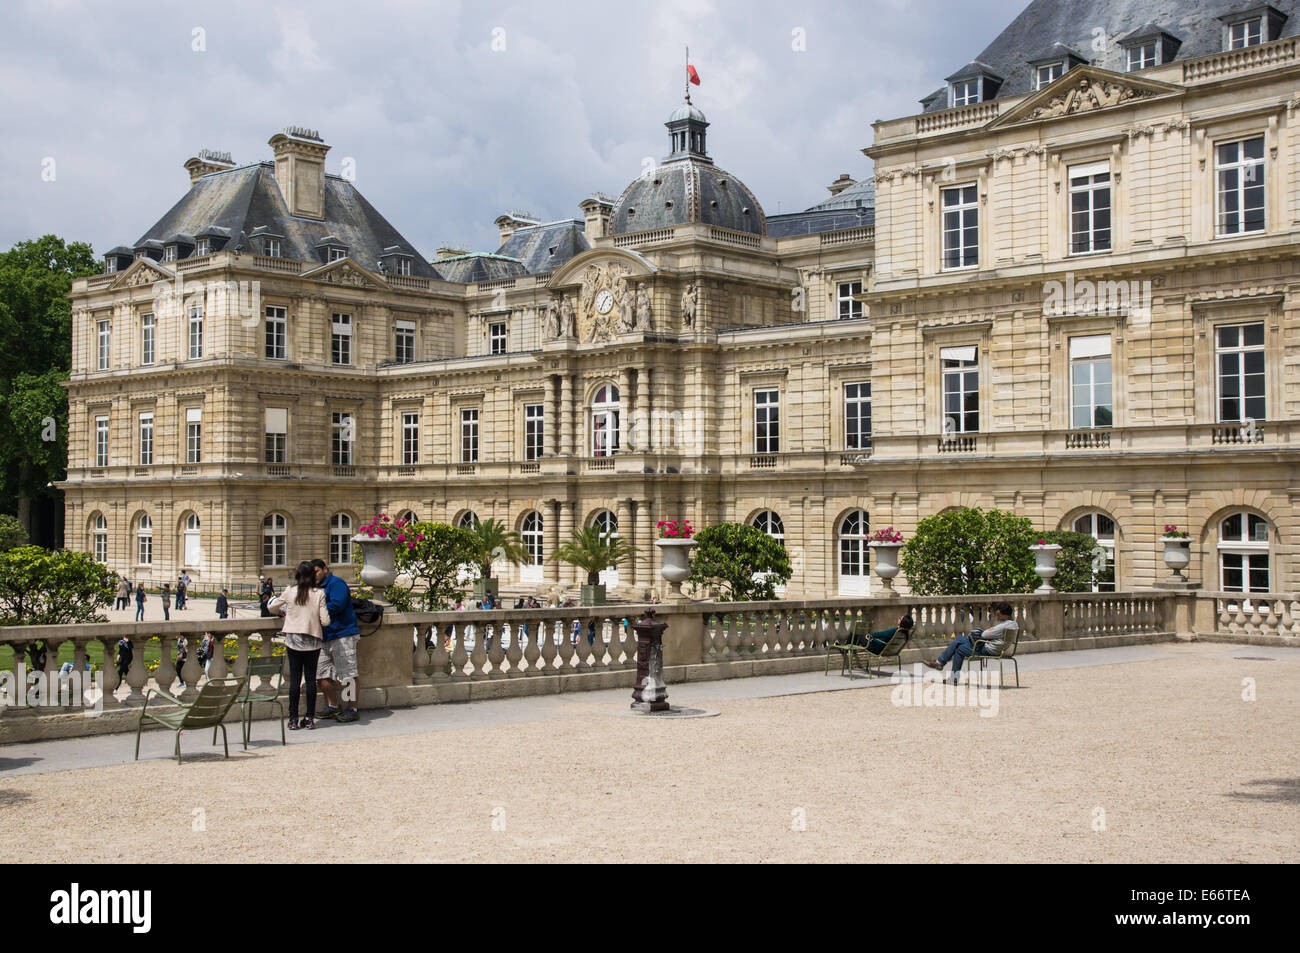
[988,67,1182,129]
[301,258,389,290]
[108,258,175,291]
[542,251,659,344]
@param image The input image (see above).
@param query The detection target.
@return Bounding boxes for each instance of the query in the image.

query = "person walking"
[197,632,217,677]
[259,576,274,617]
[160,583,172,621]
[175,572,188,610]
[174,634,188,689]
[134,582,146,621]
[268,561,330,730]
[216,588,230,619]
[115,636,133,685]
[312,559,361,723]
[114,578,130,611]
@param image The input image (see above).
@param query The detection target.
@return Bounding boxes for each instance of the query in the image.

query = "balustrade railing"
[1207,592,1300,639]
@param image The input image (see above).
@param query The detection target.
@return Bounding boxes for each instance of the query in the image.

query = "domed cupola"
[610,98,766,237]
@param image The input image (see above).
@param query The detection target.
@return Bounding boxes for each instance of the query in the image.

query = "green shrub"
[690,523,792,601]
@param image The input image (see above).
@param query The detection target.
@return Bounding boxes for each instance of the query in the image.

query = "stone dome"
[610,99,767,237]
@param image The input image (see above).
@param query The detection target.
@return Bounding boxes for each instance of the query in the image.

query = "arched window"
[591,384,620,457]
[136,515,153,565]
[520,511,544,584]
[92,514,108,563]
[182,513,201,568]
[590,510,620,586]
[751,510,785,546]
[1219,512,1270,593]
[399,510,419,525]
[1072,511,1116,592]
[331,513,353,565]
[457,511,479,530]
[263,513,287,567]
[838,509,869,596]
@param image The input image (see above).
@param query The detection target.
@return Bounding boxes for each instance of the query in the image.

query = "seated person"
[923,602,1017,682]
[852,613,914,652]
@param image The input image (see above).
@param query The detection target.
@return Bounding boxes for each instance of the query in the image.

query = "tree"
[551,525,637,586]
[463,517,528,583]
[689,523,792,601]
[0,514,28,551]
[0,236,100,537]
[391,522,480,610]
[899,507,1103,595]
[0,545,115,626]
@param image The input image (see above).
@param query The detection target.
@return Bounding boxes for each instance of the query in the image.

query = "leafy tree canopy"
[0,545,115,626]
[689,523,792,601]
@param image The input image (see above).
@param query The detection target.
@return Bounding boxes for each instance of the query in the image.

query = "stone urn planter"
[1029,543,1061,593]
[1161,536,1192,583]
[353,534,397,591]
[656,537,697,601]
[472,577,499,600]
[580,583,606,606]
[869,542,903,595]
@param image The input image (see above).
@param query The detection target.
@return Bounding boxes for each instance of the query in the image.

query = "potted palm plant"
[551,525,637,605]
[464,517,528,599]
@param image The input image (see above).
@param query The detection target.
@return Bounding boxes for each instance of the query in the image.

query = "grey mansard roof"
[431,253,527,284]
[132,162,439,278]
[610,157,766,236]
[494,219,590,273]
[921,0,1300,111]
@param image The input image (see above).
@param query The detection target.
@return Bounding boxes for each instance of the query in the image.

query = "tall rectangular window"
[754,389,780,453]
[1216,137,1265,236]
[941,346,979,434]
[941,185,979,270]
[1216,322,1266,423]
[141,312,155,365]
[1070,335,1113,428]
[195,238,210,256]
[265,239,282,259]
[490,322,507,355]
[844,382,872,450]
[138,412,154,465]
[1126,42,1157,70]
[332,313,352,365]
[94,416,109,467]
[97,320,111,370]
[265,407,287,463]
[401,412,419,465]
[395,257,412,276]
[837,281,863,320]
[461,408,479,463]
[524,403,544,460]
[185,408,202,463]
[395,320,415,363]
[332,412,353,465]
[1069,162,1111,254]
[265,306,287,360]
[188,305,204,360]
[1228,18,1262,49]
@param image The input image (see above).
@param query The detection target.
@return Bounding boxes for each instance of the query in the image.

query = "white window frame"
[330,513,353,565]
[1215,136,1266,237]
[591,385,620,457]
[837,280,863,320]
[262,513,287,568]
[1218,512,1270,593]
[265,306,287,360]
[163,245,177,263]
[1069,334,1113,429]
[265,407,288,464]
[1035,62,1063,89]
[489,321,507,355]
[137,514,153,565]
[92,514,108,563]
[754,389,780,454]
[524,403,544,461]
[195,238,210,256]
[138,412,154,466]
[1228,17,1263,50]
[332,412,354,466]
[838,509,870,596]
[265,239,282,259]
[187,305,204,360]
[104,257,117,274]
[327,246,347,263]
[950,79,981,107]
[395,257,412,276]
[1072,511,1117,592]
[1215,321,1266,423]
[940,346,979,434]
[97,319,111,370]
[522,512,544,568]
[844,381,871,450]
[1068,162,1112,255]
[401,412,419,465]
[331,313,352,366]
[94,416,109,467]
[185,407,202,463]
[460,408,479,463]
[141,312,155,366]
[1126,41,1158,71]
[395,320,416,363]
[941,184,979,270]
[183,513,201,567]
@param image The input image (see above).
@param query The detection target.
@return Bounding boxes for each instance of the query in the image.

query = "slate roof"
[611,157,767,236]
[431,253,527,284]
[920,0,1300,111]
[131,162,439,278]
[494,219,590,274]
[767,208,875,237]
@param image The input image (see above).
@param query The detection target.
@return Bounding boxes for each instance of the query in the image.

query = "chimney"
[268,126,330,220]
[436,245,468,260]
[184,149,235,186]
[493,211,540,246]
[827,173,856,197]
[579,194,614,244]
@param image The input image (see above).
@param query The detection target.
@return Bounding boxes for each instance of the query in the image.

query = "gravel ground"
[0,653,1294,863]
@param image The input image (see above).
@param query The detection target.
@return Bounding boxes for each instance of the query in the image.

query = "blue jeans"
[936,634,995,674]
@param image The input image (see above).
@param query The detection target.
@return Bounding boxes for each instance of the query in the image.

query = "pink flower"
[396,533,406,543]
[377,527,388,537]
[407,542,416,550]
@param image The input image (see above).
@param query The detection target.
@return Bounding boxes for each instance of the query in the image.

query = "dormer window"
[395,257,411,276]
[265,239,282,258]
[163,245,177,262]
[104,257,117,274]
[1035,62,1064,89]
[1128,41,1158,70]
[951,79,981,107]
[1229,17,1263,48]
[1220,6,1286,50]
[195,238,210,256]
[328,246,347,263]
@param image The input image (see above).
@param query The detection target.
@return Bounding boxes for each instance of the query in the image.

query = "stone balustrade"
[5,588,1294,744]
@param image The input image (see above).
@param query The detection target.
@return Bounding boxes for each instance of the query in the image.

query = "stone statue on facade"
[681,282,698,327]
[634,287,653,332]
[544,298,561,339]
[559,295,577,339]
[615,275,635,332]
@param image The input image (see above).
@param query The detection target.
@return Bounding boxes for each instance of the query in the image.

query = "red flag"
[687,64,701,86]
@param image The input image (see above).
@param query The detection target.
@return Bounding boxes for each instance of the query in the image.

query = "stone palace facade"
[64,0,1300,598]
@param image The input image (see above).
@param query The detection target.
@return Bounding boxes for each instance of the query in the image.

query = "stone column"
[617,368,631,454]
[641,367,654,451]
[557,500,575,591]
[617,498,634,590]
[636,498,654,596]
[543,375,557,457]
[544,499,560,583]
[560,374,574,457]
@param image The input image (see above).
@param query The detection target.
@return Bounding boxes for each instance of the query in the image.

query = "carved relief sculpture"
[559,295,577,339]
[635,287,653,331]
[681,282,698,327]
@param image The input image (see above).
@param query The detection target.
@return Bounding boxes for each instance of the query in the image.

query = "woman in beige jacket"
[268,561,331,729]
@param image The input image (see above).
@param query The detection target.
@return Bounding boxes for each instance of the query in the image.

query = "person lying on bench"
[922,602,1016,683]
[853,613,914,652]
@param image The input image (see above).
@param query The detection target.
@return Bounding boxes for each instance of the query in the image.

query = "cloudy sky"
[1,0,1026,259]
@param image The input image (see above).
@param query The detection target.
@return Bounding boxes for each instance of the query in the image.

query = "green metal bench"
[134,677,246,763]
[968,626,1021,687]
[238,655,288,749]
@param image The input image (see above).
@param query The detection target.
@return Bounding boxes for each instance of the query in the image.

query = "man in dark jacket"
[115,637,133,683]
[216,589,230,619]
[312,559,361,723]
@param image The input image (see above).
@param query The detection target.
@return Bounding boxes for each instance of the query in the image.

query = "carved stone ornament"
[680,282,699,327]
[1026,77,1151,121]
[125,265,165,286]
[321,267,369,287]
[576,262,632,342]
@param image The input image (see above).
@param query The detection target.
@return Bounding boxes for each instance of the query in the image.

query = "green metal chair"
[824,620,864,676]
[238,655,288,749]
[968,626,1021,687]
[134,677,246,763]
[848,625,912,678]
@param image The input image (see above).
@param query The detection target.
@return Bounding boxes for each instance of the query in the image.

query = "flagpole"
[685,45,691,103]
